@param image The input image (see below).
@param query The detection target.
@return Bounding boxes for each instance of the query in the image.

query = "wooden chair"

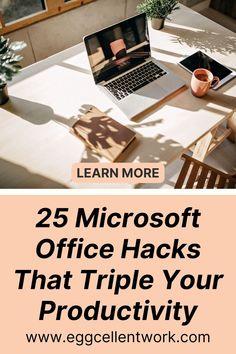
[175,154,236,189]
[0,10,4,29]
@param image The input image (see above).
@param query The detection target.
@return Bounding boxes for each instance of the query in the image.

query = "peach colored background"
[72,163,165,183]
[1,195,235,353]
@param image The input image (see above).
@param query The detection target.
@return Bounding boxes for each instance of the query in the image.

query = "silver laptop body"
[84,14,185,119]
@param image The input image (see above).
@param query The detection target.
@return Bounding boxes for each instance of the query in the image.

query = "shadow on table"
[1,95,187,190]
[4,81,235,129]
[4,88,234,171]
[163,24,236,54]
[3,89,231,169]
[1,97,121,164]
[0,158,66,189]
[115,132,184,164]
[2,98,113,130]
[2,97,184,184]
[2,96,78,128]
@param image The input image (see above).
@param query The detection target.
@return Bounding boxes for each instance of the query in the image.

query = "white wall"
[7,0,142,67]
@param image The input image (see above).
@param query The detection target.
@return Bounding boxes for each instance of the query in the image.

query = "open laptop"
[84,13,185,119]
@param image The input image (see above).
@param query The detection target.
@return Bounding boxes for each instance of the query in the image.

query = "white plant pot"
[151,18,165,30]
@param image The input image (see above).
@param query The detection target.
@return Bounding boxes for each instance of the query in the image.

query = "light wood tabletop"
[0,4,235,188]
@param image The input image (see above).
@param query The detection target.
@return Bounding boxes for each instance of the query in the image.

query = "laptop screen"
[84,14,150,84]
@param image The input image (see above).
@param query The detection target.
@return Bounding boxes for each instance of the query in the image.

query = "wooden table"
[0,4,235,188]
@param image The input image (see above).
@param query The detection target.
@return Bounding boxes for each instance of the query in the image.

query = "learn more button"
[72,163,165,184]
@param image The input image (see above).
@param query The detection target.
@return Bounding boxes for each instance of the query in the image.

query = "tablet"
[179,51,235,89]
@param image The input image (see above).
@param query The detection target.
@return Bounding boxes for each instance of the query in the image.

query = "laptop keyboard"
[104,61,167,101]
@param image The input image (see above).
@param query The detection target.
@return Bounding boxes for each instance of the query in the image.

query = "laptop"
[84,13,185,119]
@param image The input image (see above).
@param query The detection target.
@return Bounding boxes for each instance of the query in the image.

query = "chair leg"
[227,113,236,143]
[192,131,214,161]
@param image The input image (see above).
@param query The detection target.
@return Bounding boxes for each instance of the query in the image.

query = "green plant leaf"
[137,0,179,19]
[0,35,26,84]
[9,41,27,52]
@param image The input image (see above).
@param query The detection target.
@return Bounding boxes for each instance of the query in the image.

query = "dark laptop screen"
[84,14,150,84]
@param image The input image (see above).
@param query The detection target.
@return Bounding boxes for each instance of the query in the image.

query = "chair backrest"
[175,154,236,189]
[0,10,4,29]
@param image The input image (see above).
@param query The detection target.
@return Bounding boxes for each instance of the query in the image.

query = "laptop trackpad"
[137,82,167,100]
[118,82,167,119]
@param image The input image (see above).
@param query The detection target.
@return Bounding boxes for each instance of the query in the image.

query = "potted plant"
[137,0,179,30]
[0,36,26,105]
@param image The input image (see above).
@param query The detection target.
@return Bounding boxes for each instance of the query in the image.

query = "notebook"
[72,106,136,161]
